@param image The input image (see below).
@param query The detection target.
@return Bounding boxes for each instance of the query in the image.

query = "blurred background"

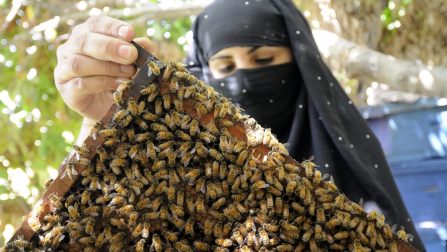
[0,0,446,250]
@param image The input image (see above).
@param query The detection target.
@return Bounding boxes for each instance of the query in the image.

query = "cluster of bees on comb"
[5,60,414,252]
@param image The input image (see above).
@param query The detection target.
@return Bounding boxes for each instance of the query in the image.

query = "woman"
[54,0,424,250]
[186,1,425,250]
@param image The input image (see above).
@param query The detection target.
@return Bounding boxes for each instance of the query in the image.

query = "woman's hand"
[54,15,154,122]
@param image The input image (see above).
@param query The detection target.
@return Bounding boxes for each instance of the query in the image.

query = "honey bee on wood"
[140,83,158,95]
[162,63,176,81]
[49,193,64,210]
[148,61,161,76]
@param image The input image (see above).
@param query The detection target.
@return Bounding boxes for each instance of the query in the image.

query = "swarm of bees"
[5,61,413,252]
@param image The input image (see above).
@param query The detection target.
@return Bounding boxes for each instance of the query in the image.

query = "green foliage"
[380,0,412,41]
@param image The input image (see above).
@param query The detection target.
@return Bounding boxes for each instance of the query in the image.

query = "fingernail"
[118,25,130,39]
[118,45,132,59]
[121,64,134,74]
[116,78,130,84]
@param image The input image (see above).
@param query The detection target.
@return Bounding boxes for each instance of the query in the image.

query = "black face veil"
[185,0,425,250]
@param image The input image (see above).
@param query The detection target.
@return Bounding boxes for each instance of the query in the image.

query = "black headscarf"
[186,0,425,250]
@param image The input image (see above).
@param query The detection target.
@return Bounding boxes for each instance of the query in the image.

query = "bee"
[196,195,206,214]
[116,79,132,92]
[163,231,179,242]
[396,227,411,242]
[235,150,249,166]
[155,130,174,141]
[171,214,185,229]
[356,220,367,234]
[313,207,326,224]
[113,90,125,107]
[174,240,193,252]
[382,224,393,239]
[301,229,314,243]
[276,244,293,252]
[113,109,129,123]
[376,214,385,228]
[148,61,161,76]
[109,195,126,206]
[142,222,150,239]
[199,131,216,143]
[169,203,185,217]
[215,238,232,247]
[135,238,146,252]
[318,194,333,203]
[195,102,208,116]
[193,241,210,251]
[84,205,101,217]
[175,129,191,141]
[376,233,386,248]
[143,211,159,221]
[258,228,269,246]
[152,159,166,172]
[209,148,224,161]
[78,236,95,246]
[184,168,201,185]
[49,193,63,210]
[151,234,163,252]
[162,93,171,110]
[66,162,78,181]
[194,142,208,159]
[213,222,223,238]
[129,212,138,227]
[162,63,176,81]
[185,217,195,236]
[348,216,360,229]
[73,144,89,157]
[252,180,270,191]
[154,98,163,114]
[246,231,255,247]
[367,209,378,221]
[325,217,341,229]
[180,114,192,129]
[140,84,158,95]
[125,97,138,116]
[219,222,231,238]
[204,218,214,236]
[332,231,349,240]
[84,217,95,235]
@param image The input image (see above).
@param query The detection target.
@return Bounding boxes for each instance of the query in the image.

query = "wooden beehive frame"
[7,42,419,252]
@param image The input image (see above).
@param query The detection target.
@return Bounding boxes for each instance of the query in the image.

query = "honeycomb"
[5,61,414,252]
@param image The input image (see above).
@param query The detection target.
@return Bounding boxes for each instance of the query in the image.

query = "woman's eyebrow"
[247,46,261,54]
[209,55,232,61]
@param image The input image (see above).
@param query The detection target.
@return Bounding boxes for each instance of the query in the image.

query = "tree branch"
[313,29,447,98]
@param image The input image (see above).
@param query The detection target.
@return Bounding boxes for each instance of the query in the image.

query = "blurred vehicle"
[362,98,447,252]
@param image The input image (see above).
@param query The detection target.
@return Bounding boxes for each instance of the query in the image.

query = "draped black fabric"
[185,0,425,250]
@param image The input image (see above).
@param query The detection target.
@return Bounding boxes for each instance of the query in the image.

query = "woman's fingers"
[57,75,126,101]
[54,54,135,84]
[81,15,135,41]
[59,32,138,65]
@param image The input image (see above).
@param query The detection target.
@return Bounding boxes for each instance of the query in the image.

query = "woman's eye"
[255,57,274,65]
[218,65,235,74]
